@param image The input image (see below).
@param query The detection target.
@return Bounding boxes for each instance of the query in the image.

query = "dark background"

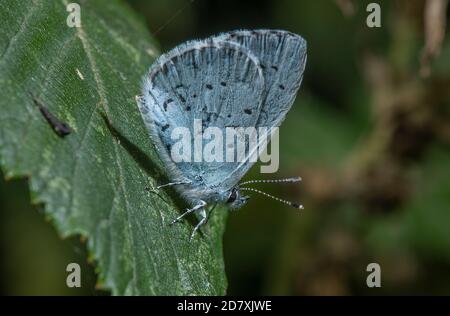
[1,0,450,295]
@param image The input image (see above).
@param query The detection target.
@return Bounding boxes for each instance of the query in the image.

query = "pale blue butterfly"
[137,29,307,239]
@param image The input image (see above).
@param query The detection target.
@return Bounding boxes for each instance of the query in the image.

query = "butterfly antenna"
[240,187,304,210]
[239,176,302,186]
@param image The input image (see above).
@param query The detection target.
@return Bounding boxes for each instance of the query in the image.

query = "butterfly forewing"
[216,30,307,189]
[222,30,307,128]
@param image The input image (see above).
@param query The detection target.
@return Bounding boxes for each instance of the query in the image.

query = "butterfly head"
[225,177,304,210]
[225,187,250,209]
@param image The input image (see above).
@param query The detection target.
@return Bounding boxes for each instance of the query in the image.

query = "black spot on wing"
[162,64,169,75]
[163,98,173,111]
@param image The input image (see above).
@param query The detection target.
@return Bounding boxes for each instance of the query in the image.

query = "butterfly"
[137,29,307,239]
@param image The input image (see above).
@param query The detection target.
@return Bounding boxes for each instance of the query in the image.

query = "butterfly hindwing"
[138,38,265,197]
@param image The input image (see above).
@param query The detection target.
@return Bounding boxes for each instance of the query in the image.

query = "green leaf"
[0,0,227,295]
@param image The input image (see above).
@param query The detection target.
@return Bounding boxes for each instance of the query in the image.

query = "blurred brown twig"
[420,0,449,77]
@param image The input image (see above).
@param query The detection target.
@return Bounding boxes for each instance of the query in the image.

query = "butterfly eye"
[226,188,237,203]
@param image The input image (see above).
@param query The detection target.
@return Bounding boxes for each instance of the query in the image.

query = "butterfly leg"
[170,200,207,225]
[135,94,145,106]
[190,208,207,241]
[157,180,191,189]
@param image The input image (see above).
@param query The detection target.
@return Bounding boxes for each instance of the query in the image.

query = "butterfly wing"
[138,38,265,200]
[222,30,307,127]
[214,30,307,189]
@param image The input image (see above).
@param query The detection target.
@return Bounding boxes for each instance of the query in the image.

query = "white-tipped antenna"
[240,187,304,210]
[239,177,302,186]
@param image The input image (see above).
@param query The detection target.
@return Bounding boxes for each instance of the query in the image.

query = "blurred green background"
[1,0,450,295]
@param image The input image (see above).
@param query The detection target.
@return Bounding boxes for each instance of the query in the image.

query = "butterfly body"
[138,29,307,238]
